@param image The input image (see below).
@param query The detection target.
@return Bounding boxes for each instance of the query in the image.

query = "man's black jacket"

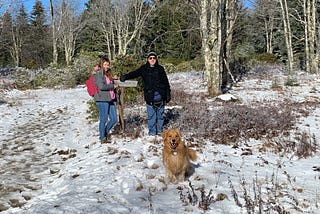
[120,63,171,105]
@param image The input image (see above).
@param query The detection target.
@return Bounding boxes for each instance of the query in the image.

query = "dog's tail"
[188,148,197,161]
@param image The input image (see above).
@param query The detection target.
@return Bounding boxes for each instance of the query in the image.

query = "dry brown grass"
[117,74,319,158]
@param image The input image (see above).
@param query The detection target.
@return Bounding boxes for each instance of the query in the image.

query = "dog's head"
[162,129,182,150]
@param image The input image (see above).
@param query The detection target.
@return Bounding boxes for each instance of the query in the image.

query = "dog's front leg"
[178,170,185,182]
[167,170,177,183]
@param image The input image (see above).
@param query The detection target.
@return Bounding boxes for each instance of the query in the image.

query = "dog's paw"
[168,175,177,183]
[178,174,185,183]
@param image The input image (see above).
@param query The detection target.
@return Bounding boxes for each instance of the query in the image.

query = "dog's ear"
[175,129,181,138]
[162,130,167,140]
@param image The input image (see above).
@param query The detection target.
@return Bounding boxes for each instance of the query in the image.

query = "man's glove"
[166,93,171,103]
[120,75,126,82]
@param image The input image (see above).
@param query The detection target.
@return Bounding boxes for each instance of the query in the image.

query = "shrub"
[119,84,318,155]
[14,51,102,90]
[254,53,278,63]
[86,99,99,123]
[15,67,83,89]
[245,53,279,71]
[112,55,145,103]
[162,56,204,73]
[175,61,193,72]
[189,56,205,71]
[271,76,282,89]
[112,55,144,76]
[162,62,176,74]
[285,77,299,86]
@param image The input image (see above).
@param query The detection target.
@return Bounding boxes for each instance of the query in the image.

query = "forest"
[0,0,319,94]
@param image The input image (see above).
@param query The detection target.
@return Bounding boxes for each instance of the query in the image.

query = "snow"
[1,71,320,213]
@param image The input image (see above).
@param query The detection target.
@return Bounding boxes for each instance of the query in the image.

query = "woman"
[120,51,171,136]
[94,57,118,143]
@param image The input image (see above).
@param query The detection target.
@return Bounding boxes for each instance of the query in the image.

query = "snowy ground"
[0,70,320,213]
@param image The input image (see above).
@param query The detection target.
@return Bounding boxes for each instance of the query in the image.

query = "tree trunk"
[199,0,236,96]
[200,0,222,96]
[93,0,155,59]
[11,26,20,67]
[223,0,238,87]
[304,0,318,73]
[265,0,275,53]
[279,0,294,75]
[56,1,85,66]
[49,0,58,65]
[264,16,274,53]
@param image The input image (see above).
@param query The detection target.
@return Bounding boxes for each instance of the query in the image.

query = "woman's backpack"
[85,75,98,97]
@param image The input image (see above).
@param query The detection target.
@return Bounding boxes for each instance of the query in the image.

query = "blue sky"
[0,0,88,13]
[243,0,254,9]
[2,0,254,15]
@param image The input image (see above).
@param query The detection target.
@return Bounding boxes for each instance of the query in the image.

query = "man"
[120,51,171,136]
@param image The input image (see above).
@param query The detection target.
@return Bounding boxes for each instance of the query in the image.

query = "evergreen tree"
[15,5,29,67]
[0,12,14,66]
[142,0,201,60]
[27,0,51,68]
[78,0,104,54]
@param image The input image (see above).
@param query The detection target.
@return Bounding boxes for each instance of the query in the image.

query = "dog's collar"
[172,149,177,156]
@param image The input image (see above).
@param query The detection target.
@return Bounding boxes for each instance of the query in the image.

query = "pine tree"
[143,0,201,60]
[14,5,29,67]
[27,0,51,68]
[0,12,14,66]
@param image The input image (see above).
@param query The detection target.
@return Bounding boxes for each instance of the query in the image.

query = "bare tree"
[0,3,28,67]
[199,0,222,96]
[0,2,3,15]
[0,0,17,16]
[88,0,156,59]
[275,0,318,74]
[12,5,28,67]
[49,0,58,65]
[279,0,294,74]
[223,0,240,87]
[254,0,278,53]
[193,0,239,96]
[55,0,86,66]
[303,0,318,73]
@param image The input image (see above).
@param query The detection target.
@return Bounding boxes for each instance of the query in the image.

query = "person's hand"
[120,75,126,82]
[113,75,118,80]
[166,96,171,103]
[166,93,171,103]
[114,83,119,89]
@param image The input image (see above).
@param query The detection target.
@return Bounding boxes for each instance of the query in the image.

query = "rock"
[216,94,238,102]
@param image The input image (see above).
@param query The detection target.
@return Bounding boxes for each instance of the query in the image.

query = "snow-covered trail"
[0,87,94,211]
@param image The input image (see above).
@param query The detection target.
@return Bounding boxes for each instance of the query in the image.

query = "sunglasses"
[148,56,156,60]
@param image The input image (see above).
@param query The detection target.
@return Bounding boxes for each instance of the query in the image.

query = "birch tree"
[254,0,278,53]
[279,0,294,74]
[0,5,28,67]
[12,5,28,67]
[303,0,318,73]
[195,0,238,96]
[223,0,239,87]
[56,0,86,66]
[87,0,155,59]
[49,0,58,65]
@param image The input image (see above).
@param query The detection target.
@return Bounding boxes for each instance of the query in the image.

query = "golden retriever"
[162,129,197,183]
